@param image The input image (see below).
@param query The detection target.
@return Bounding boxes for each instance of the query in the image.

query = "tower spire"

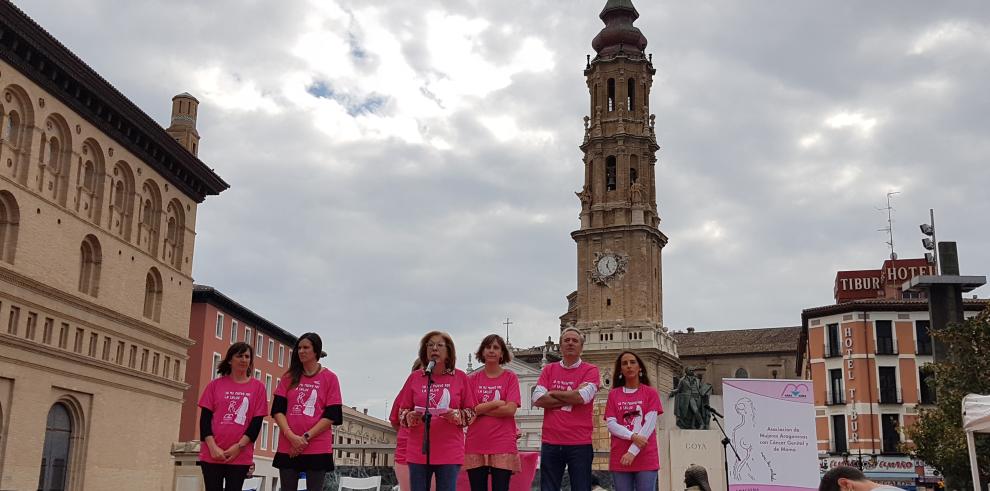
[592,0,648,57]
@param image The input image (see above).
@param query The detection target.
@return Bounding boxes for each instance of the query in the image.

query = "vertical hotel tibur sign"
[842,325,859,444]
[723,379,819,491]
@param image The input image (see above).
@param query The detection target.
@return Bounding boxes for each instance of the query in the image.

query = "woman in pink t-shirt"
[465,334,520,491]
[271,333,343,491]
[398,331,476,491]
[391,359,427,491]
[605,351,663,491]
[198,342,269,491]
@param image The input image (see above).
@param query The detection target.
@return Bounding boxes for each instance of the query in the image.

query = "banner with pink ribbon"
[723,378,819,491]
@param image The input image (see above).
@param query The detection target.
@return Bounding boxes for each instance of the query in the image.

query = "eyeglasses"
[427,343,446,349]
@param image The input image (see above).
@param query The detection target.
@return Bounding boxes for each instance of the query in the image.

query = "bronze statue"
[670,367,710,430]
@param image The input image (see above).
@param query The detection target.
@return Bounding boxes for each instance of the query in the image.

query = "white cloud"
[824,111,879,135]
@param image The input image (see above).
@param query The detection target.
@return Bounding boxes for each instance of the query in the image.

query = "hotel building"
[803,257,987,489]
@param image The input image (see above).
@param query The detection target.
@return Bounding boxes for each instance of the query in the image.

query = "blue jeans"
[611,470,658,491]
[409,463,460,491]
[540,443,593,491]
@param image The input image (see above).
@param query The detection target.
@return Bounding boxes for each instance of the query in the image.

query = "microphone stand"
[706,405,740,491]
[422,362,435,466]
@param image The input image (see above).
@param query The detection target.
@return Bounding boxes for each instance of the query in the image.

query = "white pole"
[966,430,982,491]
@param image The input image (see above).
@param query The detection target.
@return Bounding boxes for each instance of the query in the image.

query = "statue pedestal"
[171,441,204,491]
[630,208,645,225]
[659,395,726,491]
[661,429,725,491]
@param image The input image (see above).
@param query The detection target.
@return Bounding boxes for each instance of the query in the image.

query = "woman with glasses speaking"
[396,331,476,491]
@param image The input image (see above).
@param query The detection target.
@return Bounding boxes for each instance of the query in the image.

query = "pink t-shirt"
[197,376,268,466]
[273,368,342,455]
[398,369,476,465]
[537,361,600,445]
[604,385,662,471]
[466,369,521,455]
[389,392,410,465]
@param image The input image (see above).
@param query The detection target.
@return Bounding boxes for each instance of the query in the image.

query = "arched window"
[78,235,102,297]
[605,156,617,191]
[735,368,749,378]
[76,140,105,224]
[2,84,35,185]
[164,199,185,269]
[109,161,136,241]
[143,267,163,321]
[138,180,162,256]
[0,190,19,264]
[40,114,72,206]
[38,403,72,491]
[4,111,19,145]
[627,78,635,112]
[607,78,616,112]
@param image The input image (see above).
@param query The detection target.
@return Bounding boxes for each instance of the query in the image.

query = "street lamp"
[920,209,938,273]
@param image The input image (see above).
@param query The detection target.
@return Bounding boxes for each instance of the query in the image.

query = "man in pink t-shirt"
[533,328,600,491]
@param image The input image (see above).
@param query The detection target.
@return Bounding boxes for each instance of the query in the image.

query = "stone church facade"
[559,0,680,468]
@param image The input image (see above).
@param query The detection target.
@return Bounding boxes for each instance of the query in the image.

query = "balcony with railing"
[825,344,843,358]
[878,386,902,404]
[875,339,898,356]
[825,390,846,406]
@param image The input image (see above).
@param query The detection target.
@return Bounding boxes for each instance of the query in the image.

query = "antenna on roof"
[877,191,901,260]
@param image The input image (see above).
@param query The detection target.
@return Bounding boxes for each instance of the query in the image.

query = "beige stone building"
[0,3,227,490]
[333,406,397,468]
[558,0,679,468]
[672,326,804,395]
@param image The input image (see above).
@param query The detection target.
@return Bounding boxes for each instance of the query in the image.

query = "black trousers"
[467,466,512,491]
[200,462,250,491]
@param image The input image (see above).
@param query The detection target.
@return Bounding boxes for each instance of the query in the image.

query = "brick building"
[802,257,988,489]
[180,285,394,491]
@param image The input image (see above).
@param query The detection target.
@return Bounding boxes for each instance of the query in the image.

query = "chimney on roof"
[363,408,368,415]
[687,327,695,333]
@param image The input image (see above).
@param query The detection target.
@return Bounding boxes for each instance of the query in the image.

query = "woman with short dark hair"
[198,342,268,491]
[271,332,343,491]
[465,334,520,491]
[398,331,476,491]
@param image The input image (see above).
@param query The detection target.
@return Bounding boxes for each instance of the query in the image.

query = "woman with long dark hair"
[198,342,268,491]
[271,332,342,491]
[397,331,476,491]
[604,351,663,491]
[464,334,520,491]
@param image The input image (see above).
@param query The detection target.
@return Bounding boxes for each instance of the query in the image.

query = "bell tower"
[560,0,680,450]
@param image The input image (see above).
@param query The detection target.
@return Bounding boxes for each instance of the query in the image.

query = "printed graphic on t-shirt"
[220,392,252,426]
[550,378,576,412]
[415,383,452,415]
[617,400,645,432]
[476,384,503,403]
[289,380,322,416]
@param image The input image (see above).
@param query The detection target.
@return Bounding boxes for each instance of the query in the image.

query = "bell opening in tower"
[605,156,617,191]
[607,78,616,112]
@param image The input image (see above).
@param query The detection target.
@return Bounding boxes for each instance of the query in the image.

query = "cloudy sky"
[19,0,990,417]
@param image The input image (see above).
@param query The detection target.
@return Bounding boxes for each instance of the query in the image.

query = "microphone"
[424,360,436,375]
[705,405,724,419]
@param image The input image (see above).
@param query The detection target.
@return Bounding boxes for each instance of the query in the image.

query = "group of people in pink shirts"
[197,332,342,491]
[390,327,663,491]
[196,327,664,491]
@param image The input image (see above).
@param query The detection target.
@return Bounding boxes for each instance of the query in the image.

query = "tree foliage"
[905,307,990,490]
